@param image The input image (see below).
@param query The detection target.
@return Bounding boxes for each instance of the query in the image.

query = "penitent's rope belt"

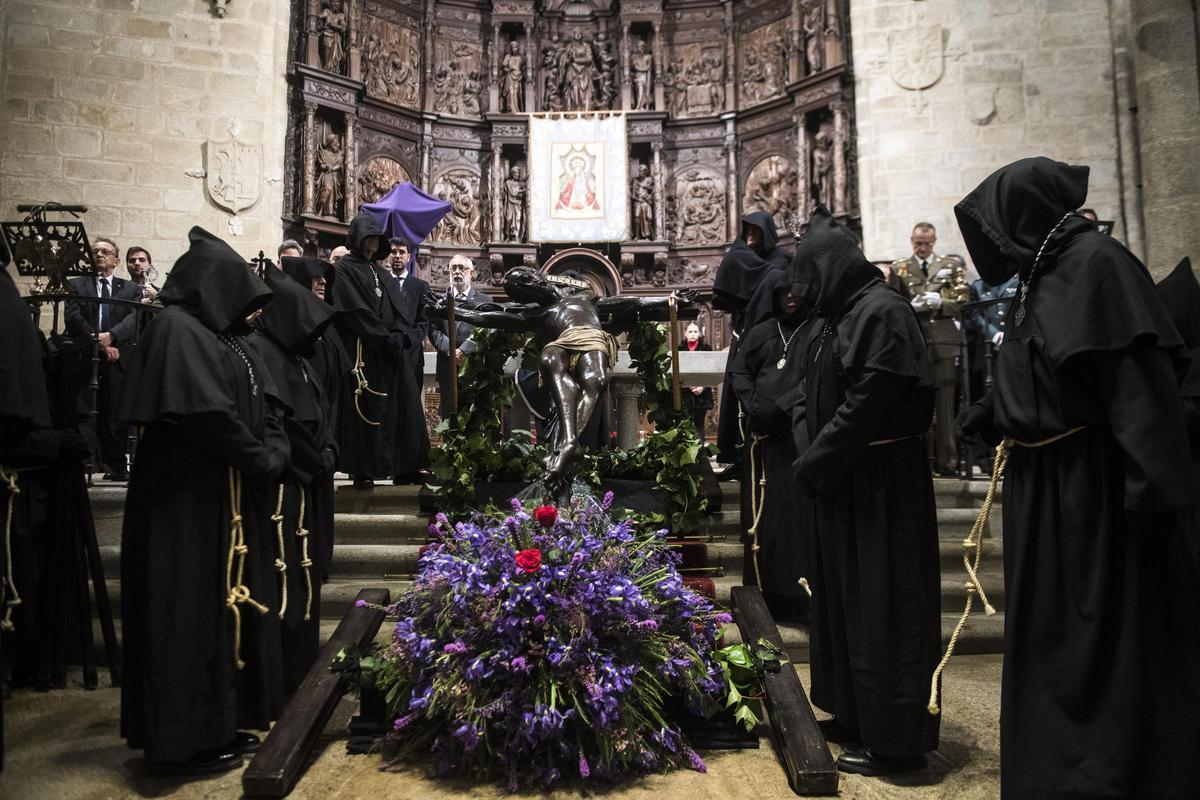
[1,467,22,632]
[352,337,386,426]
[297,486,314,621]
[928,425,1086,715]
[226,467,268,669]
[272,484,288,619]
[746,434,768,589]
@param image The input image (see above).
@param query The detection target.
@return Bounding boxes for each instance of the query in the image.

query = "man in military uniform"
[892,222,963,475]
[963,269,1018,472]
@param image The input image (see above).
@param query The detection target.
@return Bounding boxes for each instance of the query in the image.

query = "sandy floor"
[1,656,1002,800]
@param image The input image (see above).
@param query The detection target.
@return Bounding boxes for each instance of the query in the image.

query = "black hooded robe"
[712,211,791,462]
[956,158,1200,800]
[280,256,350,577]
[729,272,814,620]
[248,267,337,696]
[793,208,942,758]
[330,214,398,480]
[117,228,289,764]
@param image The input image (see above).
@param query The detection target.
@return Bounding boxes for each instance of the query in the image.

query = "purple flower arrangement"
[372,493,731,789]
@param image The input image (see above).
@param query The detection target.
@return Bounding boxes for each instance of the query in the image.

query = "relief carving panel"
[742,154,797,233]
[739,18,789,106]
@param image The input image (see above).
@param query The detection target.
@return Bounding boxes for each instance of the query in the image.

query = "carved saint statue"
[803,1,824,75]
[362,34,386,95]
[596,33,618,110]
[811,126,834,209]
[559,31,598,112]
[541,36,563,111]
[501,165,527,242]
[500,40,525,113]
[630,163,654,240]
[315,133,343,218]
[318,0,347,74]
[631,38,654,111]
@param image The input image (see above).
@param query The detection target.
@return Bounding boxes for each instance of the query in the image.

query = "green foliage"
[429,322,712,530]
[709,638,789,732]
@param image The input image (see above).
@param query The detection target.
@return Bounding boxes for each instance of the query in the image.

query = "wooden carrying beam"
[243,587,390,798]
[731,586,838,796]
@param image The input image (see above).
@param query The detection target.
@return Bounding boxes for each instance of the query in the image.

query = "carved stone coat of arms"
[203,136,263,235]
[887,26,944,91]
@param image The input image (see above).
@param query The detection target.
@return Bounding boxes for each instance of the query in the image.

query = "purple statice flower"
[578,749,590,778]
[635,619,659,631]
[510,656,527,672]
[442,641,467,654]
[686,747,707,773]
[393,712,417,731]
[714,612,733,625]
[601,491,614,509]
[434,512,449,526]
[510,497,522,512]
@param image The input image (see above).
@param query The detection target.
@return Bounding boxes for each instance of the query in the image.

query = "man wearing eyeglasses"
[429,254,487,419]
[65,237,144,480]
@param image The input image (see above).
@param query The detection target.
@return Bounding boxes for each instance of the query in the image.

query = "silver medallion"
[776,357,787,369]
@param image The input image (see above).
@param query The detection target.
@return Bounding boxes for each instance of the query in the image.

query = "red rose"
[534,505,558,528]
[515,548,542,573]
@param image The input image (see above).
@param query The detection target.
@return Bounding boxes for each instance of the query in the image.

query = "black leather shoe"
[352,476,374,490]
[236,731,261,753]
[103,471,129,482]
[144,747,243,777]
[817,718,861,746]
[836,748,927,776]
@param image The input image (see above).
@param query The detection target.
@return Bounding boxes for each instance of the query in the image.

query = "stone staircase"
[89,475,1004,661]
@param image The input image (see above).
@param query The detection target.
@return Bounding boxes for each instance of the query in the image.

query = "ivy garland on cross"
[426,323,714,531]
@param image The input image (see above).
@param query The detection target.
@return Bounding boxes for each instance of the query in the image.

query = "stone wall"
[849,0,1138,268]
[0,0,291,280]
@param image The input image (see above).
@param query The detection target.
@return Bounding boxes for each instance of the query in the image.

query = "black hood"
[346,211,388,261]
[280,255,336,305]
[790,207,881,317]
[741,211,781,257]
[1157,258,1200,348]
[955,157,1090,285]
[257,265,335,357]
[158,226,273,334]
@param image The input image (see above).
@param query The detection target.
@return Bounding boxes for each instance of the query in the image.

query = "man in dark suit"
[429,254,487,419]
[65,236,145,479]
[382,237,431,482]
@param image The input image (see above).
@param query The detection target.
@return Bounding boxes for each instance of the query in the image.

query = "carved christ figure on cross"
[426,267,696,502]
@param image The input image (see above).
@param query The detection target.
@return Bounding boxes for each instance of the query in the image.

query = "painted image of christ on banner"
[551,143,604,219]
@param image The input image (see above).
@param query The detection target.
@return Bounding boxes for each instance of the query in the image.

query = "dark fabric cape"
[280,256,349,572]
[712,211,791,462]
[729,274,814,617]
[117,228,290,762]
[248,267,335,695]
[330,213,398,479]
[958,161,1200,800]
[792,208,941,757]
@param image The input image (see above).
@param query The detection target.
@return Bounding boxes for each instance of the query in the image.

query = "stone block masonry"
[0,0,291,281]
[849,0,1140,270]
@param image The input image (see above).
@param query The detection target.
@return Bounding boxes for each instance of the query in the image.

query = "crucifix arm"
[444,306,535,333]
[596,289,700,328]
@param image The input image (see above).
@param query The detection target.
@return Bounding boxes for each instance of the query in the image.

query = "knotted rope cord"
[1,467,22,632]
[272,483,288,620]
[225,467,268,669]
[296,486,314,621]
[927,425,1086,714]
[745,433,768,589]
[352,337,385,427]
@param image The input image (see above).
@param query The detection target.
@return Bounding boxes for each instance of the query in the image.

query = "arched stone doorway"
[540,247,622,296]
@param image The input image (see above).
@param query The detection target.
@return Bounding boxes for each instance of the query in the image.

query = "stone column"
[347,0,360,81]
[492,142,503,240]
[524,25,536,113]
[423,6,437,113]
[1128,0,1200,276]
[722,112,738,238]
[652,140,665,241]
[490,24,502,113]
[789,0,803,83]
[722,0,736,112]
[613,377,644,449]
[832,99,847,215]
[795,108,810,217]
[302,102,317,215]
[621,24,633,110]
[343,111,357,221]
[420,119,433,189]
[652,22,664,112]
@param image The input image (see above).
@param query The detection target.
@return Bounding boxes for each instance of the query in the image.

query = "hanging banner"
[528,113,629,242]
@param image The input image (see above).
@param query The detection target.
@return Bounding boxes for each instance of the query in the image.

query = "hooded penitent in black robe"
[280,256,350,575]
[793,208,941,757]
[956,158,1200,800]
[117,227,290,764]
[330,214,398,480]
[713,211,791,462]
[729,270,815,620]
[248,267,337,695]
[1156,258,1200,630]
